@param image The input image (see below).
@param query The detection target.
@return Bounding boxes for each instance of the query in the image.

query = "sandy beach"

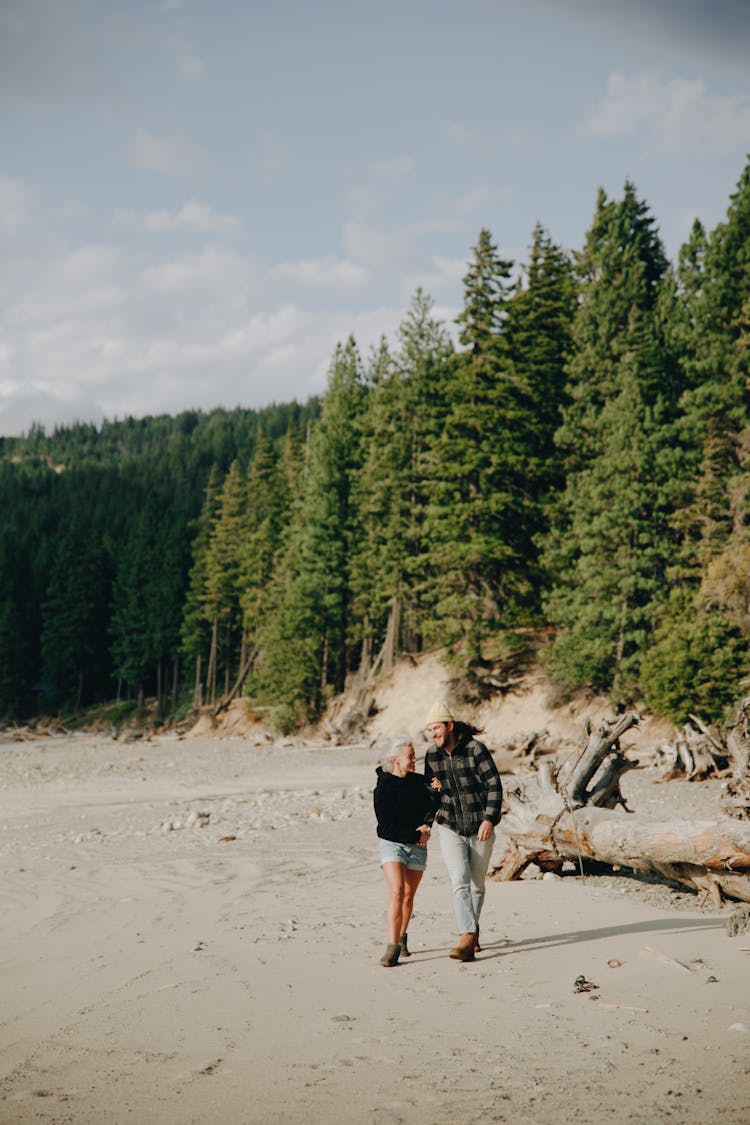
[1,724,749,1125]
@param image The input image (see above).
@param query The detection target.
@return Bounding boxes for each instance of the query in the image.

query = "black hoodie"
[373,767,437,845]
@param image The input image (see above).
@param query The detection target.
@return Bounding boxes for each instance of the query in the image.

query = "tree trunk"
[382,595,399,675]
[492,711,750,906]
[207,615,218,705]
[156,658,163,719]
[725,696,750,819]
[75,670,84,713]
[213,645,258,717]
[193,654,202,710]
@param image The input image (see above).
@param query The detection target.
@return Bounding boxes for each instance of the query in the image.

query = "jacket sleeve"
[420,755,436,827]
[475,744,503,824]
[422,779,439,827]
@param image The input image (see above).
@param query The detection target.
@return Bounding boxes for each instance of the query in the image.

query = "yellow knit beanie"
[425,699,454,725]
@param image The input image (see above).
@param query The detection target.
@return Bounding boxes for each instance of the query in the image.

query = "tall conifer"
[544,183,681,700]
[250,338,368,727]
[423,229,533,660]
[351,291,453,664]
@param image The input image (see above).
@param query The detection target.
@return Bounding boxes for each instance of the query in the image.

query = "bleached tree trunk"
[492,712,750,906]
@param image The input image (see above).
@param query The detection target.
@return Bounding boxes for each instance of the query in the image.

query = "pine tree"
[201,459,252,702]
[181,464,223,707]
[503,225,577,608]
[250,338,368,728]
[544,183,682,701]
[238,428,297,686]
[350,292,454,666]
[0,530,36,719]
[40,525,112,712]
[641,161,750,719]
[505,224,576,505]
[422,229,534,661]
[109,494,186,714]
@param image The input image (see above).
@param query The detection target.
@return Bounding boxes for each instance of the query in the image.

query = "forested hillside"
[3,160,750,731]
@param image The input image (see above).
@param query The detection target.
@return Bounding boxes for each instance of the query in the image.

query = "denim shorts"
[379,839,428,871]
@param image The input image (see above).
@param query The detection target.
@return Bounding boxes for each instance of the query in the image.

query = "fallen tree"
[655,714,728,780]
[491,711,750,907]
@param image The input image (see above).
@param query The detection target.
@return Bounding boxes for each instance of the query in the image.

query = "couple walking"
[373,699,503,967]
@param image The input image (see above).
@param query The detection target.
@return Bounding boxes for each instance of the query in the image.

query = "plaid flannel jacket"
[423,732,503,837]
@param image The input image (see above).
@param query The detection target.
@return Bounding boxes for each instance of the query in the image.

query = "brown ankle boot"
[380,942,401,967]
[399,932,410,957]
[449,932,476,962]
[474,925,482,953]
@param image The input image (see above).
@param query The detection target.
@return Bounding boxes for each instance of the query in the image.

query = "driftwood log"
[491,711,750,907]
[725,696,750,820]
[655,713,728,780]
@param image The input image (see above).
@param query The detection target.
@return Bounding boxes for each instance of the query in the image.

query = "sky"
[1,0,750,437]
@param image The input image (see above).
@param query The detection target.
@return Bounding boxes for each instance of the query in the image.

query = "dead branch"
[213,647,258,718]
[491,710,750,904]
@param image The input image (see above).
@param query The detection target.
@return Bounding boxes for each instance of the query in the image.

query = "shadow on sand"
[407,914,722,963]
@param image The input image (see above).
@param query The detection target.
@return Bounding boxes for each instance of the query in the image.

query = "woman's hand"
[430,778,442,792]
[417,824,431,845]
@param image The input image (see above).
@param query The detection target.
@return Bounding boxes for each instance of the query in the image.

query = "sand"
[1,707,749,1124]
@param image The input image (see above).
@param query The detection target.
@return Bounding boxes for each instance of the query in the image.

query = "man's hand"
[417,824,431,845]
[477,819,494,842]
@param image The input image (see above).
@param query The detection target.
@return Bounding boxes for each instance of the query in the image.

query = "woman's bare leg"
[400,868,424,938]
[382,861,406,943]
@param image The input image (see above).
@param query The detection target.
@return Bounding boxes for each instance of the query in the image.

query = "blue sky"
[1,0,750,436]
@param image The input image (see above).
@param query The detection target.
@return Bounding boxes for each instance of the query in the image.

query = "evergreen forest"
[3,159,750,732]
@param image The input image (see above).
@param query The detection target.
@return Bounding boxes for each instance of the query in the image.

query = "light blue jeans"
[437,824,495,934]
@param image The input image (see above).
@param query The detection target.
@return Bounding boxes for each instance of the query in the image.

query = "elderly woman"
[373,737,438,967]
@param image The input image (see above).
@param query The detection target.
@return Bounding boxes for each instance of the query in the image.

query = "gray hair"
[379,735,414,773]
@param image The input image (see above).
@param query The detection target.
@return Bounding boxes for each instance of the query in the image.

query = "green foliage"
[422,229,535,659]
[249,338,369,723]
[40,525,113,712]
[0,401,317,718]
[7,161,750,726]
[350,292,454,660]
[544,183,683,701]
[640,607,747,724]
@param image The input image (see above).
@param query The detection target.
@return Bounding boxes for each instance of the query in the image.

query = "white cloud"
[449,184,514,215]
[271,257,369,291]
[167,32,205,81]
[139,248,257,301]
[504,125,540,155]
[115,200,241,235]
[369,155,416,180]
[258,131,291,183]
[398,255,467,302]
[0,177,33,236]
[0,229,394,434]
[343,219,426,272]
[0,207,450,434]
[584,71,750,154]
[400,217,465,239]
[130,128,211,179]
[445,120,496,158]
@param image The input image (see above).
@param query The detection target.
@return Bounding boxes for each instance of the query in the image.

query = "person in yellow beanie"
[423,700,503,961]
